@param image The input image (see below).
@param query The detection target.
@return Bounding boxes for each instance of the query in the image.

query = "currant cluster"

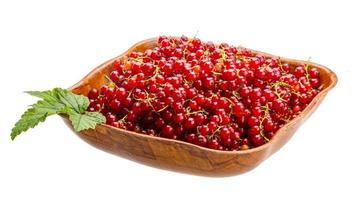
[86,35,321,151]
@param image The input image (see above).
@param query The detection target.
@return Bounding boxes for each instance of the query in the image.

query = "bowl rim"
[68,37,338,155]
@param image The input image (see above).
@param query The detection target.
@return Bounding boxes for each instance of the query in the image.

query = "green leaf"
[11,100,61,140]
[26,89,59,102]
[55,88,90,113]
[30,99,65,115]
[27,88,90,113]
[11,88,106,140]
[68,111,106,132]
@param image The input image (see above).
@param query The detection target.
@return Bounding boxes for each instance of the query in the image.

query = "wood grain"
[62,37,337,177]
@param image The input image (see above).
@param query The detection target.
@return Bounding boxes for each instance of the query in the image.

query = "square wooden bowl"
[62,38,337,177]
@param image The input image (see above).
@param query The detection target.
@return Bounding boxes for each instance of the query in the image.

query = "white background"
[1,0,350,199]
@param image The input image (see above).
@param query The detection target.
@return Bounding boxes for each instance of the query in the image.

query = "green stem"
[104,75,118,88]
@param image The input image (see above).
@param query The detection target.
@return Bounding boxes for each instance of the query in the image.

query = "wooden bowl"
[62,38,337,177]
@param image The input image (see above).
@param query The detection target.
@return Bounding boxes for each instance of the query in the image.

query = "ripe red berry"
[250,134,265,147]
[184,117,196,130]
[208,139,220,150]
[198,125,210,136]
[109,99,121,112]
[174,113,185,123]
[222,69,236,81]
[294,66,305,78]
[162,125,174,138]
[88,88,99,99]
[195,135,208,147]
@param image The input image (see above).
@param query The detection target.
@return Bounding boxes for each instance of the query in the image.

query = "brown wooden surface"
[62,38,337,177]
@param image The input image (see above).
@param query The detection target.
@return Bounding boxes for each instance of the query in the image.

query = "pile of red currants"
[87,35,321,151]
